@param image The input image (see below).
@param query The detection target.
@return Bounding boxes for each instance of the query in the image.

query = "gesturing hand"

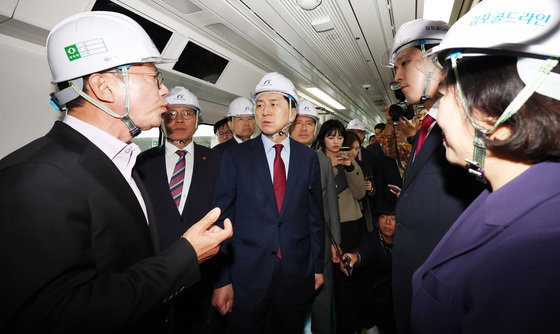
[182,207,233,263]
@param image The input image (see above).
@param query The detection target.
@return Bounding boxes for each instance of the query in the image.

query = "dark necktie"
[169,150,186,207]
[415,114,435,156]
[273,144,286,259]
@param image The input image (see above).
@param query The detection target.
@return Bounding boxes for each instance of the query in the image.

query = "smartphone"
[339,146,350,155]
[388,184,401,192]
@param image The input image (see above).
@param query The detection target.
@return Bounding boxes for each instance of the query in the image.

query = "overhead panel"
[235,0,388,124]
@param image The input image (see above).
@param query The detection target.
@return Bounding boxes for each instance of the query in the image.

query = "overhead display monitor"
[173,41,229,84]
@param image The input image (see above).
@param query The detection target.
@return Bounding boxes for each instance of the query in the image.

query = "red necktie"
[415,114,435,156]
[273,144,286,259]
[273,144,286,213]
[169,150,186,207]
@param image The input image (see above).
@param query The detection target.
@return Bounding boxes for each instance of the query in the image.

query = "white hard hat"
[227,97,255,117]
[166,86,201,113]
[47,11,173,83]
[428,0,560,101]
[252,72,300,106]
[297,100,319,122]
[386,19,449,67]
[347,119,366,131]
[429,0,560,60]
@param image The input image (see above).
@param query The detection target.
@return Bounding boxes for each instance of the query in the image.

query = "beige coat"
[334,158,366,223]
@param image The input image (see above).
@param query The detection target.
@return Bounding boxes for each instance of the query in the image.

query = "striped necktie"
[170,150,186,207]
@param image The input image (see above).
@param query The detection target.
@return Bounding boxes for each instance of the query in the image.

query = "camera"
[388,82,414,121]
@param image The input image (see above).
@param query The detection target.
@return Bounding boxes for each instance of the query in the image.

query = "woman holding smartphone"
[317,119,367,334]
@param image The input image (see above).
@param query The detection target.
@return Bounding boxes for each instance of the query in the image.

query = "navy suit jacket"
[135,143,221,250]
[212,137,238,154]
[412,161,560,333]
[392,124,484,333]
[212,135,324,309]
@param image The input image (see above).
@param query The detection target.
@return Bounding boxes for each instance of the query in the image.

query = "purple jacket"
[411,161,560,334]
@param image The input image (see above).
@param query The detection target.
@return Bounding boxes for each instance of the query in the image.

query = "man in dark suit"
[211,73,325,333]
[0,12,231,333]
[291,99,340,334]
[213,97,255,153]
[135,86,222,333]
[387,19,483,333]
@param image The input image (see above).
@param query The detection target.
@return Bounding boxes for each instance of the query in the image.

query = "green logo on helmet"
[65,45,81,61]
[64,39,107,62]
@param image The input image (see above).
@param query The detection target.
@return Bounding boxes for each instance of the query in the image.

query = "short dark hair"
[374,123,386,131]
[442,55,560,163]
[344,130,361,147]
[214,117,229,134]
[317,119,346,152]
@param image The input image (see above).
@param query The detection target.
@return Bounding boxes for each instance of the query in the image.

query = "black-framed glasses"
[217,130,233,137]
[163,109,196,120]
[106,71,163,88]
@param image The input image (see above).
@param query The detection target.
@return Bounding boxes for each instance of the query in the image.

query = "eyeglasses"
[379,214,396,221]
[217,130,233,137]
[106,71,164,88]
[163,109,196,120]
[130,71,163,88]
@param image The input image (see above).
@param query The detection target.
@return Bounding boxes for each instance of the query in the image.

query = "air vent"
[160,0,202,15]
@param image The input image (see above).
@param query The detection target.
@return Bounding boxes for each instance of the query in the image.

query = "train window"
[193,123,217,148]
[132,128,161,152]
[91,0,173,53]
[173,42,229,84]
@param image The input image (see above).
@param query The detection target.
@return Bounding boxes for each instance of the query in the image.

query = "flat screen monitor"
[173,41,229,84]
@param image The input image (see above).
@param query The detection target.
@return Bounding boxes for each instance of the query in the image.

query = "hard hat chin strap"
[68,65,141,137]
[167,138,189,145]
[450,53,488,183]
[419,42,441,104]
[465,130,487,182]
[263,122,292,138]
[450,53,559,183]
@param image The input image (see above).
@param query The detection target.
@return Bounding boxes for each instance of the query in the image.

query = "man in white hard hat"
[211,72,325,333]
[291,100,341,334]
[0,12,232,333]
[213,97,255,153]
[290,99,319,146]
[135,86,222,333]
[386,19,483,334]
